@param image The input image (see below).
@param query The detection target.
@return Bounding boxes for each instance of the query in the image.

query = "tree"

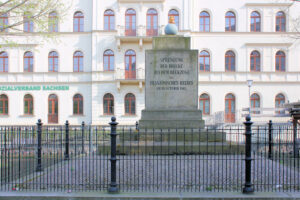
[0,0,68,33]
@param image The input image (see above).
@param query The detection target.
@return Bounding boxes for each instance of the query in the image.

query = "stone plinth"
[139,36,204,129]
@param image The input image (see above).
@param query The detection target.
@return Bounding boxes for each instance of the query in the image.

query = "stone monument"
[139,17,204,129]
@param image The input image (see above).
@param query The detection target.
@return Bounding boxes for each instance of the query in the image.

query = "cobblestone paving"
[2,153,300,192]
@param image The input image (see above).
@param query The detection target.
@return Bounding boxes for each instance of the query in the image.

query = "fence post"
[293,118,299,158]
[36,119,43,172]
[108,117,119,193]
[243,115,254,194]
[81,121,85,153]
[268,120,273,160]
[65,120,70,160]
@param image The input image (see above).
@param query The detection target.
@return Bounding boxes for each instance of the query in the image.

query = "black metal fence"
[0,117,299,193]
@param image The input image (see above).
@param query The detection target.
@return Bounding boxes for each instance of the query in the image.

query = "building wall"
[0,0,299,125]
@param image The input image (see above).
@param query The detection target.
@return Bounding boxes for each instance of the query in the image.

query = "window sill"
[69,114,86,117]
[122,115,137,117]
[100,115,115,117]
[19,115,35,118]
[100,70,115,73]
[0,115,9,117]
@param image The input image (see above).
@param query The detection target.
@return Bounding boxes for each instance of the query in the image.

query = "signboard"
[0,85,70,91]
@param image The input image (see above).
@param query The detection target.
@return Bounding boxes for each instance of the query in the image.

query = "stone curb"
[1,192,300,200]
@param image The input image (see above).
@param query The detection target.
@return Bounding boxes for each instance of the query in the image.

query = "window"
[275,51,285,72]
[73,94,83,115]
[24,51,33,72]
[250,11,261,32]
[104,50,114,71]
[225,51,235,71]
[199,51,210,71]
[147,8,158,36]
[125,93,135,115]
[199,11,210,32]
[0,51,8,72]
[104,10,115,30]
[250,51,260,72]
[49,12,58,32]
[125,9,136,36]
[199,93,210,115]
[0,13,8,32]
[48,51,58,72]
[0,94,8,115]
[276,11,286,32]
[125,50,136,79]
[168,9,179,29]
[24,94,33,115]
[225,11,236,32]
[48,94,58,124]
[103,93,114,115]
[250,93,260,114]
[225,94,235,123]
[24,13,34,32]
[275,93,285,114]
[73,51,83,72]
[73,11,84,32]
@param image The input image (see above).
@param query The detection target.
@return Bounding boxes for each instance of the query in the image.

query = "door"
[125,9,136,36]
[125,50,136,79]
[225,94,235,123]
[147,9,158,36]
[48,94,58,124]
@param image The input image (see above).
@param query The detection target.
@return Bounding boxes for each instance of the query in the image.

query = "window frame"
[73,11,84,32]
[104,9,115,31]
[24,13,34,32]
[73,94,83,115]
[250,11,261,32]
[250,93,260,114]
[125,93,136,115]
[250,50,260,72]
[0,13,8,32]
[125,8,136,36]
[103,93,114,115]
[146,8,158,36]
[199,93,210,115]
[0,94,8,115]
[73,51,84,72]
[103,50,114,71]
[24,94,33,115]
[199,50,210,72]
[24,51,33,72]
[48,51,59,72]
[276,11,286,32]
[0,51,8,72]
[168,9,179,29]
[225,11,236,32]
[275,51,286,72]
[49,11,58,32]
[225,51,235,72]
[199,11,210,32]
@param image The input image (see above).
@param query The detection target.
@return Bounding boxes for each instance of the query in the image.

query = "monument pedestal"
[139,36,205,129]
[139,110,204,129]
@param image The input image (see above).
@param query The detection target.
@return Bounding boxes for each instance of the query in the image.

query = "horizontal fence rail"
[0,118,299,193]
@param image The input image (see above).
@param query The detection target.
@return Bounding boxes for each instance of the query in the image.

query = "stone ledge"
[0,192,300,200]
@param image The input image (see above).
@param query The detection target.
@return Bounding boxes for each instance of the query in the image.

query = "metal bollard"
[64,120,70,160]
[108,117,119,193]
[81,121,85,153]
[268,120,273,160]
[36,119,43,172]
[243,115,254,194]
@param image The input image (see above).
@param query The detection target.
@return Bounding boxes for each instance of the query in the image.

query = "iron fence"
[0,117,299,193]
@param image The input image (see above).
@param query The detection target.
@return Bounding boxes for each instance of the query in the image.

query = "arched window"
[168,9,179,29]
[103,93,114,115]
[275,51,285,72]
[49,12,58,32]
[276,11,286,32]
[73,94,83,115]
[104,10,115,31]
[125,50,136,79]
[199,11,210,32]
[24,51,33,72]
[147,8,158,36]
[199,93,210,115]
[0,51,8,72]
[250,51,260,72]
[225,94,235,123]
[275,93,285,114]
[48,51,58,72]
[250,93,260,114]
[225,11,236,32]
[0,94,8,115]
[24,94,33,115]
[125,93,135,115]
[73,51,83,72]
[125,9,136,36]
[104,50,114,71]
[225,51,235,71]
[199,51,210,71]
[48,94,58,123]
[0,13,8,32]
[24,13,33,32]
[251,11,261,32]
[73,11,84,32]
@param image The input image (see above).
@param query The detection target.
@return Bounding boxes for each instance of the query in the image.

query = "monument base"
[139,109,205,129]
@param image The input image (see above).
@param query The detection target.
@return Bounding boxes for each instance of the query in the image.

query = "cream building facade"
[0,0,300,125]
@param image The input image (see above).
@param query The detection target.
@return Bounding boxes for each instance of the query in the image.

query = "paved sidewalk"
[1,192,300,200]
